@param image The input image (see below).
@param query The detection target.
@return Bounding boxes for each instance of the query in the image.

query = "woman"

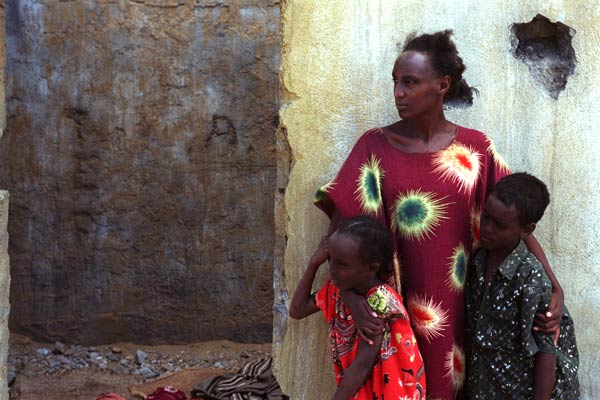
[314,30,563,399]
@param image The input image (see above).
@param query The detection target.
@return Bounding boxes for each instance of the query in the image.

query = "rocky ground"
[8,333,272,400]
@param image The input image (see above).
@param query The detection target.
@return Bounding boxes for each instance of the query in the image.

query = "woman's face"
[392,51,449,119]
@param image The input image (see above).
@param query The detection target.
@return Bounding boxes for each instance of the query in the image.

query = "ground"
[8,333,272,400]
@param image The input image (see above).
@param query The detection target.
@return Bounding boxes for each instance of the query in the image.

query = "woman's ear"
[438,75,451,95]
[521,222,536,239]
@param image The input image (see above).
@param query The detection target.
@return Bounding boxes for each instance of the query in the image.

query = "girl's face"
[392,51,449,120]
[327,233,373,293]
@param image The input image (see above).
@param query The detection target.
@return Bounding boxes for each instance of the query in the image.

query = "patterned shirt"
[466,241,580,399]
[315,280,426,400]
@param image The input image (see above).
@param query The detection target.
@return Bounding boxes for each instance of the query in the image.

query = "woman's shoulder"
[455,125,493,149]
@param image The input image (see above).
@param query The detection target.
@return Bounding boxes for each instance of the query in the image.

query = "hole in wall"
[511,14,576,100]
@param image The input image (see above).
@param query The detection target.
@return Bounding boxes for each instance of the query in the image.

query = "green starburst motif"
[447,244,468,292]
[391,190,450,241]
[314,181,335,203]
[355,155,384,215]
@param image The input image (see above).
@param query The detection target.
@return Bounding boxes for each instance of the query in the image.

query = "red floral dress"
[315,126,510,399]
[316,280,426,400]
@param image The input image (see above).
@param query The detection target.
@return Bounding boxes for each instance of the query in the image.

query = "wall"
[1,1,9,399]
[274,1,600,399]
[0,0,280,344]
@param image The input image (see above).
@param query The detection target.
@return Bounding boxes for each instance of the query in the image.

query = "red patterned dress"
[315,126,510,400]
[316,280,426,400]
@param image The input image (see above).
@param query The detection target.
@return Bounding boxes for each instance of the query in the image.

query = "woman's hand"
[534,285,563,339]
[341,291,385,345]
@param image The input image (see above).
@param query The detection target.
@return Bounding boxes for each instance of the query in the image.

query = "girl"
[289,216,425,400]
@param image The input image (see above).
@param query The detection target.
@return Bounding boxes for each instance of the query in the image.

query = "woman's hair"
[402,29,475,107]
[491,172,550,225]
[334,216,394,276]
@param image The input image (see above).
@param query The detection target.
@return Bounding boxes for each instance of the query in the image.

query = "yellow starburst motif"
[314,180,336,203]
[444,344,466,391]
[355,155,384,215]
[391,190,450,241]
[446,243,468,293]
[433,143,481,194]
[406,293,449,342]
[470,206,482,250]
[392,252,402,292]
[485,135,511,175]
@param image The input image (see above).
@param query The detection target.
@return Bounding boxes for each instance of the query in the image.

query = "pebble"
[136,350,147,365]
[53,341,66,354]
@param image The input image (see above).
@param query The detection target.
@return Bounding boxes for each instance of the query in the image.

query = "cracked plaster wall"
[274,1,600,399]
[0,0,279,345]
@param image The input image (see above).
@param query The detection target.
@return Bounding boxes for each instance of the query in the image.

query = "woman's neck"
[402,111,451,142]
[385,113,456,153]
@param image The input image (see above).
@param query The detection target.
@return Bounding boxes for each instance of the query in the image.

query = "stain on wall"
[0,0,280,344]
[274,1,600,399]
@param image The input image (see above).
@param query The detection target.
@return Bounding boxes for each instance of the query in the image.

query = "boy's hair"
[491,172,550,225]
[334,216,394,275]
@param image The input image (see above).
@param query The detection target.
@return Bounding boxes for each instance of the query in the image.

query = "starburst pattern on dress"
[406,293,449,342]
[444,343,466,391]
[391,190,450,241]
[355,155,384,215]
[433,143,481,194]
[471,205,482,250]
[392,252,402,292]
[314,180,336,202]
[485,135,511,175]
[446,243,468,293]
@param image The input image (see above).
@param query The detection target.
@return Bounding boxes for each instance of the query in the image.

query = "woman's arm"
[523,234,564,334]
[331,332,384,400]
[289,238,329,319]
[533,352,556,400]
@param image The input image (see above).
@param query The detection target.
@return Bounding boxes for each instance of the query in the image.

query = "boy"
[466,173,579,399]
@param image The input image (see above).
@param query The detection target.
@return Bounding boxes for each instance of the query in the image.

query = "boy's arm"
[331,332,383,400]
[524,234,563,333]
[533,352,556,400]
[289,238,328,319]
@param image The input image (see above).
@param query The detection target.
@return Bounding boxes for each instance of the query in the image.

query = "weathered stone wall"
[0,191,9,400]
[1,1,9,399]
[0,0,279,344]
[275,1,600,399]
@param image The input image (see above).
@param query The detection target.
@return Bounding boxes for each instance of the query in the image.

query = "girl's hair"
[334,216,394,276]
[402,29,475,107]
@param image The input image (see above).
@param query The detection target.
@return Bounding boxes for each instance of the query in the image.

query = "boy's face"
[328,233,372,293]
[479,193,531,253]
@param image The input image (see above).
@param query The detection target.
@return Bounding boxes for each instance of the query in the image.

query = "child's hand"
[309,235,330,268]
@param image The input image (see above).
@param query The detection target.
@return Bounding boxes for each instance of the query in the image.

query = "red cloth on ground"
[315,126,510,399]
[147,386,188,400]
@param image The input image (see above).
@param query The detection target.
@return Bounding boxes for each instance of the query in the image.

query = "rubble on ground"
[8,340,270,382]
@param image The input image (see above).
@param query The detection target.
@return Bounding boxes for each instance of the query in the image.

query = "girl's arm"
[533,352,556,400]
[289,237,329,320]
[524,234,564,334]
[327,208,385,343]
[332,332,384,400]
